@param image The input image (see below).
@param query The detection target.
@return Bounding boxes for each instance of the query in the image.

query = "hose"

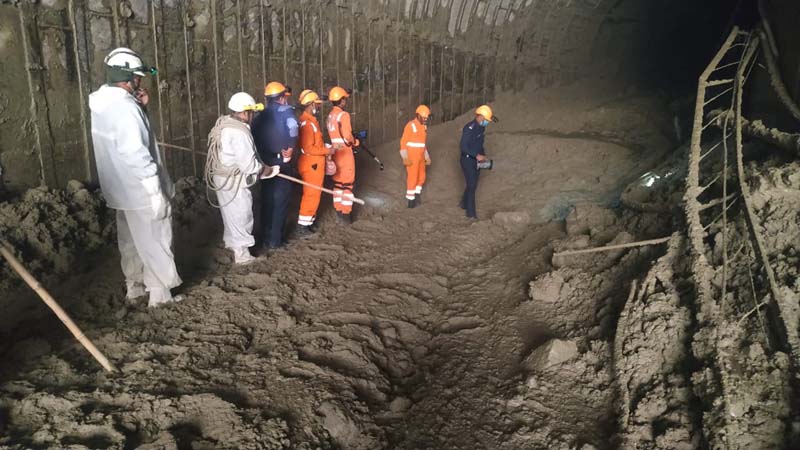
[204,116,260,208]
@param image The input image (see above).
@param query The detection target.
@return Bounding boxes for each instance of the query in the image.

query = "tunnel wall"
[0,0,535,191]
[764,0,800,106]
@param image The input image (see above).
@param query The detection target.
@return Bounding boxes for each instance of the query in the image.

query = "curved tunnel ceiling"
[391,0,735,87]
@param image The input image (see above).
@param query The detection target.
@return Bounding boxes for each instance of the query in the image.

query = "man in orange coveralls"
[400,105,432,208]
[326,86,359,224]
[295,89,329,237]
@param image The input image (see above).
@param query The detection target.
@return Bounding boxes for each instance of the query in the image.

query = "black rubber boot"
[416,193,422,205]
[408,199,416,209]
[296,225,313,238]
[336,212,352,224]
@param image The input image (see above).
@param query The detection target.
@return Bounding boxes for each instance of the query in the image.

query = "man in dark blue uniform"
[459,104,494,220]
[252,81,299,250]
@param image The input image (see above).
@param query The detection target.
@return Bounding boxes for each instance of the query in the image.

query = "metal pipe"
[301,7,306,87]
[181,0,197,176]
[236,0,244,89]
[259,0,266,87]
[282,6,288,83]
[211,0,221,115]
[67,0,93,183]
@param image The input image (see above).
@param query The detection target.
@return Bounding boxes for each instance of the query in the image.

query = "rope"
[204,115,261,208]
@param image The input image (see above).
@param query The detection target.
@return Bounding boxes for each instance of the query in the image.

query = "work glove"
[260,165,280,179]
[400,150,411,166]
[325,158,337,176]
[142,176,170,220]
[424,150,431,166]
[353,138,360,148]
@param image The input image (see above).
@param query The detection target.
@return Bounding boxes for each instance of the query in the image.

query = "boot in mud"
[336,212,352,225]
[408,199,416,209]
[296,225,314,238]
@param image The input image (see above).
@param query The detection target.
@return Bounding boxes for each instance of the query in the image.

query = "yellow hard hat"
[264,81,288,98]
[415,104,431,118]
[299,89,322,106]
[328,86,350,102]
[475,105,493,121]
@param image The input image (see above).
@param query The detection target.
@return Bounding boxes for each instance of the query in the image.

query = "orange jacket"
[327,106,355,147]
[299,112,327,156]
[400,118,427,156]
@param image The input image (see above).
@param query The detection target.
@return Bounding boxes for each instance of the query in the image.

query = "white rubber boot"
[125,281,146,300]
[233,247,256,265]
[148,288,183,308]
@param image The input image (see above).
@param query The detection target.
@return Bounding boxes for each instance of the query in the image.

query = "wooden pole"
[168,135,366,204]
[0,241,116,373]
[276,173,365,205]
[553,236,672,258]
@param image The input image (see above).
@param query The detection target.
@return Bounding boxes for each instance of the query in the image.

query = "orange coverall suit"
[400,118,429,200]
[327,106,356,214]
[297,111,327,226]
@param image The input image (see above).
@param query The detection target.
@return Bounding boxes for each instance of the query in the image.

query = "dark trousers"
[460,154,480,218]
[261,176,292,247]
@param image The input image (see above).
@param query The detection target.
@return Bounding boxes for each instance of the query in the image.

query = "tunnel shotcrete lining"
[0,0,737,193]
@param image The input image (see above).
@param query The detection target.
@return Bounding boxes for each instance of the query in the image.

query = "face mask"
[480,119,489,127]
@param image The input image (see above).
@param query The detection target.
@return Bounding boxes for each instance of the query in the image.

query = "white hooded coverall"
[211,118,263,250]
[88,85,182,302]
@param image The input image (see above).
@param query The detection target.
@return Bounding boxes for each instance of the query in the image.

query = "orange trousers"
[332,146,355,214]
[405,148,426,200]
[297,154,326,226]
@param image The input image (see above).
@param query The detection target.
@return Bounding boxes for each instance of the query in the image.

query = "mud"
[1,79,797,449]
[0,181,111,286]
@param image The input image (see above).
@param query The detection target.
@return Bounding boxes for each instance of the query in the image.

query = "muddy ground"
[0,80,795,449]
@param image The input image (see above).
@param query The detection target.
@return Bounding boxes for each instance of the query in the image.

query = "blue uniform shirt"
[459,120,486,158]
[252,101,299,169]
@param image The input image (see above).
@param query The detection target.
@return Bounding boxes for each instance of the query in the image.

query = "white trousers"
[117,209,182,296]
[214,176,255,250]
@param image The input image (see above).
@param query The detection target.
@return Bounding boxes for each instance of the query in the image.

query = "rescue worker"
[252,81,299,250]
[326,86,359,224]
[89,47,181,307]
[205,92,279,264]
[459,105,494,220]
[296,89,330,236]
[400,105,432,208]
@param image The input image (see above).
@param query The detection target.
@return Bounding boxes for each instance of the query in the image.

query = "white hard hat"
[228,92,263,112]
[104,47,151,76]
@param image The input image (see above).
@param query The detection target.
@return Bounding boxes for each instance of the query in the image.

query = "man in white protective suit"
[88,47,182,307]
[205,92,279,264]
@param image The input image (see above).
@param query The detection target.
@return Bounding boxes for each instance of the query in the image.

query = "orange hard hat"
[299,89,322,106]
[475,105,493,121]
[415,105,431,118]
[328,86,350,102]
[264,81,288,98]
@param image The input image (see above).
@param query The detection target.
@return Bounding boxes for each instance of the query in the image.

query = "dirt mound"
[0,181,113,294]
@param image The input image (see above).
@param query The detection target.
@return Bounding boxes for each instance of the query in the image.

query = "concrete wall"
[765,0,800,105]
[0,0,535,191]
[0,0,737,190]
